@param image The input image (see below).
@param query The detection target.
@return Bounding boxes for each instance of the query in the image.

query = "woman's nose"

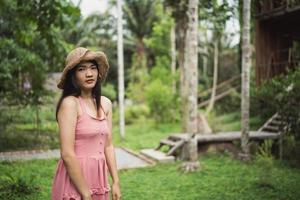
[86,68,93,76]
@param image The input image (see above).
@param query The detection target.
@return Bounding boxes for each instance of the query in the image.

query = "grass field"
[1,105,299,199]
[1,154,300,200]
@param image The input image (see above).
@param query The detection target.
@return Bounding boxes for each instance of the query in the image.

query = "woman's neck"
[80,90,93,99]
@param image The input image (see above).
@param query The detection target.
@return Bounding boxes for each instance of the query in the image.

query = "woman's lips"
[85,80,94,84]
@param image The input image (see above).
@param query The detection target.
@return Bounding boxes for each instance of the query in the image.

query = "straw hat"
[57,47,109,89]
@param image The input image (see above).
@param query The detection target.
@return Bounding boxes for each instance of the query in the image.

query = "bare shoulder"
[59,96,78,114]
[61,96,78,107]
[101,96,112,113]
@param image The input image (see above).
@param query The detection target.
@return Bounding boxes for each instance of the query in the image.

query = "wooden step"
[263,125,279,132]
[140,149,175,163]
[274,115,284,121]
[269,120,284,126]
[160,139,178,147]
[169,133,189,141]
[167,140,185,156]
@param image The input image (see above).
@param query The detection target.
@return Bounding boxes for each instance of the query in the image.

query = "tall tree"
[123,0,157,103]
[166,0,190,132]
[200,0,232,114]
[117,0,126,139]
[170,23,177,95]
[180,0,200,171]
[240,0,251,161]
[0,0,80,100]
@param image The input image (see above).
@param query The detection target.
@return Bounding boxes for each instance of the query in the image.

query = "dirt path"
[0,147,154,170]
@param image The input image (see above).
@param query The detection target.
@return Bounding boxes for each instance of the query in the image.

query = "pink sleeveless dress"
[51,96,110,200]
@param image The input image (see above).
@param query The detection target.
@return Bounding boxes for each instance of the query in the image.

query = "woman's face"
[74,61,99,90]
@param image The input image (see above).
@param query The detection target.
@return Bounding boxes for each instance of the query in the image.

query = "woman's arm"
[58,96,91,199]
[103,97,121,200]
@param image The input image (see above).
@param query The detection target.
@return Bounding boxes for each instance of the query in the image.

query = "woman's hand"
[82,194,92,200]
[112,182,121,200]
[82,191,92,200]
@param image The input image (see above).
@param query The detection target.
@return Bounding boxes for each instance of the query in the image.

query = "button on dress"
[51,96,110,200]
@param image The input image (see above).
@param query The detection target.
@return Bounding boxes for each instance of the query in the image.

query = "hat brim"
[57,50,109,89]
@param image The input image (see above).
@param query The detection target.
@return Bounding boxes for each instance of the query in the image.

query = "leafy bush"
[215,89,240,113]
[0,172,40,199]
[144,58,180,123]
[145,79,179,123]
[255,140,275,188]
[251,68,300,139]
[102,83,117,101]
[124,104,150,124]
[126,53,150,104]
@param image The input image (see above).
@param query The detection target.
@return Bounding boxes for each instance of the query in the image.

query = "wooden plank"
[170,131,279,144]
[263,125,279,132]
[169,133,190,141]
[160,139,177,147]
[195,131,279,143]
[167,140,185,156]
[199,74,241,97]
[140,149,175,163]
[199,87,238,108]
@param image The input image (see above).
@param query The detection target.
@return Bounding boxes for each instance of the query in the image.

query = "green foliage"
[126,53,150,103]
[143,56,180,123]
[123,0,157,39]
[251,68,300,140]
[125,104,150,125]
[282,135,300,166]
[0,39,45,100]
[144,2,174,57]
[255,140,275,188]
[145,79,176,123]
[102,83,117,101]
[215,89,241,113]
[0,0,80,105]
[0,104,59,152]
[1,155,300,200]
[199,0,233,37]
[0,172,40,199]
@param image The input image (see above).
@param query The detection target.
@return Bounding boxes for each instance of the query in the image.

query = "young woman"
[51,47,121,200]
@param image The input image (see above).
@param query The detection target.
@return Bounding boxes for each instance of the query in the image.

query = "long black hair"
[55,60,103,122]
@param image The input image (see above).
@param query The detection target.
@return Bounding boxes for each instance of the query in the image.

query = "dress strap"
[100,105,107,120]
[78,96,87,113]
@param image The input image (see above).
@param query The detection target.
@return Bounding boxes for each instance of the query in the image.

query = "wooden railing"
[256,0,300,16]
[198,74,241,108]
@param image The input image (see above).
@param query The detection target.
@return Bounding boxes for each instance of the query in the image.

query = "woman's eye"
[78,68,84,71]
[91,65,97,70]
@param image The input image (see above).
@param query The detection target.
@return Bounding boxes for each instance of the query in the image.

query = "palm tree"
[166,0,190,132]
[123,0,157,103]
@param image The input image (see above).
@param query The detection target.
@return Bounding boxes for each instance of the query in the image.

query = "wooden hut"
[255,0,300,85]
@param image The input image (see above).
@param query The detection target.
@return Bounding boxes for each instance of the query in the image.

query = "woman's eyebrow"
[78,63,95,68]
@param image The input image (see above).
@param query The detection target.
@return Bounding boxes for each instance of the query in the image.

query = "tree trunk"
[117,0,125,139]
[202,48,208,78]
[240,0,251,161]
[177,19,188,132]
[171,24,176,95]
[197,112,212,134]
[180,0,200,171]
[206,39,219,114]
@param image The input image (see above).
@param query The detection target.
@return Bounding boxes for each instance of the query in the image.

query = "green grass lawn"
[1,155,299,200]
[112,120,181,151]
[1,106,299,199]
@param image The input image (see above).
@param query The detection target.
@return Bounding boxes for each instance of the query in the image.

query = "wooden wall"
[254,0,300,85]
